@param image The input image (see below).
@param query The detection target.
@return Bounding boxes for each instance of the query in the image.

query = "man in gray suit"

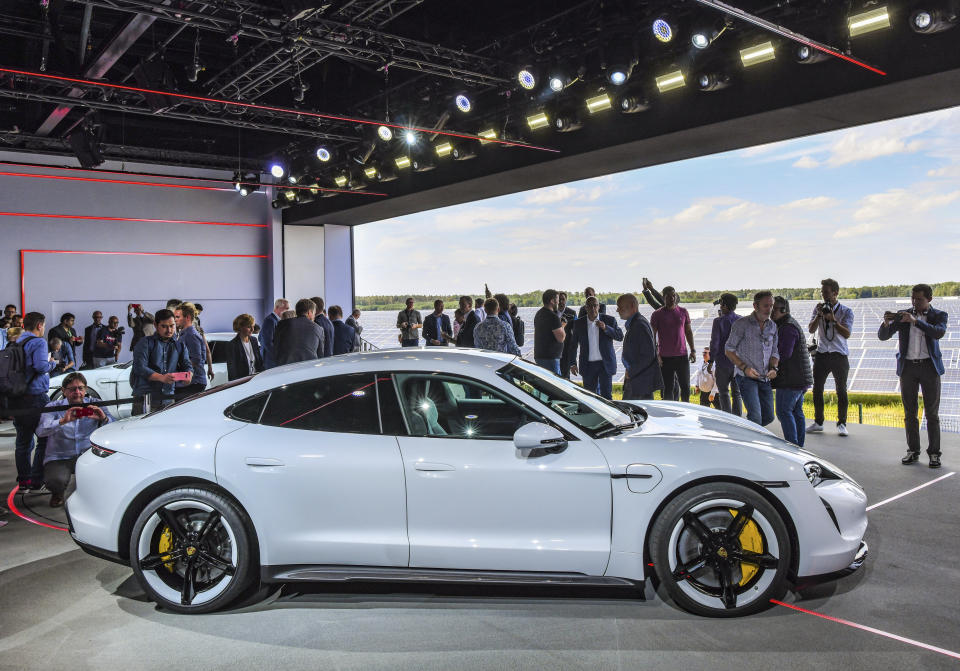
[273,299,326,365]
[345,309,363,352]
[617,293,663,400]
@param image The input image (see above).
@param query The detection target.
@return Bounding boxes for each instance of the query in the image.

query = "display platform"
[1,421,957,670]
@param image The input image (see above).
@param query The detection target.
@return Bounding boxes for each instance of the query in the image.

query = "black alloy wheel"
[649,483,792,617]
[129,487,257,614]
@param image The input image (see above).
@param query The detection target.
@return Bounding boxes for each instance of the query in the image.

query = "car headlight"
[804,461,842,487]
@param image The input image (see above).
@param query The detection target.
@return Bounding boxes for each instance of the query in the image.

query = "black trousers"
[44,457,78,498]
[901,359,941,456]
[813,352,849,425]
[660,356,690,402]
[699,391,721,409]
[715,365,742,416]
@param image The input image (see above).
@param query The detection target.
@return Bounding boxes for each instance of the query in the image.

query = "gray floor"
[1,420,958,671]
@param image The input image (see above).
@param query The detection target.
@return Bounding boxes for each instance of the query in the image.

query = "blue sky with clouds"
[354,106,960,295]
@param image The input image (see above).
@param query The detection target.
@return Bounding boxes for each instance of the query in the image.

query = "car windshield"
[497,360,634,437]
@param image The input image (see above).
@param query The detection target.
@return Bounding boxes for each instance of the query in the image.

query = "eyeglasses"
[63,385,86,392]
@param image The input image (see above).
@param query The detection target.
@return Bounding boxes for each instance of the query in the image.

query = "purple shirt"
[650,306,690,357]
[710,312,740,371]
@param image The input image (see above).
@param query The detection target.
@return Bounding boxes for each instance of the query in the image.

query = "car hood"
[623,401,807,455]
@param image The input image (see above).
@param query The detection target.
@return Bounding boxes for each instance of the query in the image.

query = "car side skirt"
[262,565,642,588]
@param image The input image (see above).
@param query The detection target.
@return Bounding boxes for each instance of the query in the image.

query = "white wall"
[283,224,325,305]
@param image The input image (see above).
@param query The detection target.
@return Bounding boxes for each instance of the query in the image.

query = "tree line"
[355,281,960,311]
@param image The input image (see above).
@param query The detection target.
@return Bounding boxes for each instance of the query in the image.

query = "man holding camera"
[130,309,192,416]
[396,298,423,347]
[36,372,114,507]
[92,316,123,368]
[879,284,947,469]
[807,278,855,437]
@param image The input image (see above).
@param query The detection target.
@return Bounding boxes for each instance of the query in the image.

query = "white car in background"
[66,350,868,617]
[50,332,235,417]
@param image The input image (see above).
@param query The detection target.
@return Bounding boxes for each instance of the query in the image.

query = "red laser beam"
[0,67,560,153]
[5,486,70,532]
[0,169,387,196]
[0,211,267,228]
[20,249,268,313]
[770,600,960,660]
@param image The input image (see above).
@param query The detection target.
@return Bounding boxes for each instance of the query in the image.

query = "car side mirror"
[513,422,567,452]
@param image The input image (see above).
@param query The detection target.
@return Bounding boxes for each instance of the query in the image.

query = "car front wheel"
[649,483,792,617]
[129,487,257,614]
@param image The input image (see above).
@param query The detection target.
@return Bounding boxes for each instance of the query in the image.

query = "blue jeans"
[535,358,561,375]
[12,393,49,486]
[738,377,774,427]
[775,388,806,446]
[401,338,419,347]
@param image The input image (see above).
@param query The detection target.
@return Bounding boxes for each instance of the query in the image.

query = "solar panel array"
[356,297,960,432]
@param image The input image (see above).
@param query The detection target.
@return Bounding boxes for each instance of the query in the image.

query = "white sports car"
[66,350,868,616]
[50,332,235,417]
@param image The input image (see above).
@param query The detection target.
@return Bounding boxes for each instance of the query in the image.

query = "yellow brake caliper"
[158,526,176,572]
[729,509,763,585]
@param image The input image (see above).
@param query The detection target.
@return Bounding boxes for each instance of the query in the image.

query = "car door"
[215,373,409,568]
[392,372,612,576]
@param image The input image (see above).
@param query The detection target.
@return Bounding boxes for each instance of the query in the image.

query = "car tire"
[649,483,792,617]
[129,486,258,614]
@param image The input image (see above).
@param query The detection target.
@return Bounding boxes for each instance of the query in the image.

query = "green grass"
[606,386,914,429]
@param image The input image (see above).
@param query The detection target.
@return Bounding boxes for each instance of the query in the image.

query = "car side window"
[259,373,381,434]
[393,373,542,439]
[225,392,268,423]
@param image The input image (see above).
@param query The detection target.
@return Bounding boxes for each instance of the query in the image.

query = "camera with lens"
[820,305,832,316]
[116,326,126,336]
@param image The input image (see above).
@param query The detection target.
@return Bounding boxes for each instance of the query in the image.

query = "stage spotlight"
[554,112,582,132]
[281,189,297,201]
[455,93,472,113]
[848,6,890,36]
[517,69,537,90]
[334,171,349,187]
[585,93,612,113]
[795,44,830,64]
[404,130,417,145]
[608,69,628,85]
[316,146,331,162]
[68,122,105,168]
[412,154,436,172]
[435,142,453,157]
[692,32,711,49]
[655,69,685,92]
[740,41,776,66]
[233,171,243,191]
[652,18,674,43]
[287,173,299,184]
[910,7,959,33]
[363,165,378,180]
[696,72,731,91]
[478,128,498,144]
[394,155,411,169]
[452,145,477,160]
[549,75,566,92]
[238,175,259,196]
[270,163,285,178]
[617,94,649,114]
[526,110,549,130]
[377,125,393,141]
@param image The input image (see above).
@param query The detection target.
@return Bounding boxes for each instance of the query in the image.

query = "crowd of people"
[0,278,948,508]
[381,278,948,469]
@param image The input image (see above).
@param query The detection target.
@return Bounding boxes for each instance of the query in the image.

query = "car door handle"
[414,462,455,472]
[245,457,284,467]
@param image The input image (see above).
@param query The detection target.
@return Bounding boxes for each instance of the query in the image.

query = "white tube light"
[655,70,685,92]
[740,41,776,66]
[848,7,891,36]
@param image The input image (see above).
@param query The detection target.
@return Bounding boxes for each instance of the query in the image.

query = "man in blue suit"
[311,296,335,358]
[260,298,289,369]
[878,283,948,469]
[423,299,453,347]
[328,305,357,356]
[617,293,663,400]
[569,296,623,399]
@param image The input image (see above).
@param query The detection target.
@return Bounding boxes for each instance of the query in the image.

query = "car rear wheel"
[129,487,257,614]
[649,483,792,617]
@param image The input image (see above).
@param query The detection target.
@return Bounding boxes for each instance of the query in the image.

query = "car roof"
[242,348,519,391]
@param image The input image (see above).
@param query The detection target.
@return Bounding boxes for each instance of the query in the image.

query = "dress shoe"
[929,455,942,469]
[901,452,920,465]
[49,494,64,508]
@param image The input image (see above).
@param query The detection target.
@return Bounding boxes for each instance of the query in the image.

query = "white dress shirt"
[905,312,930,360]
[586,317,602,362]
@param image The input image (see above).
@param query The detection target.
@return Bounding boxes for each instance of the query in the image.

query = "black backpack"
[0,335,39,398]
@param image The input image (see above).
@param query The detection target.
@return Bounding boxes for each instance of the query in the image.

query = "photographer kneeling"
[35,372,115,507]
